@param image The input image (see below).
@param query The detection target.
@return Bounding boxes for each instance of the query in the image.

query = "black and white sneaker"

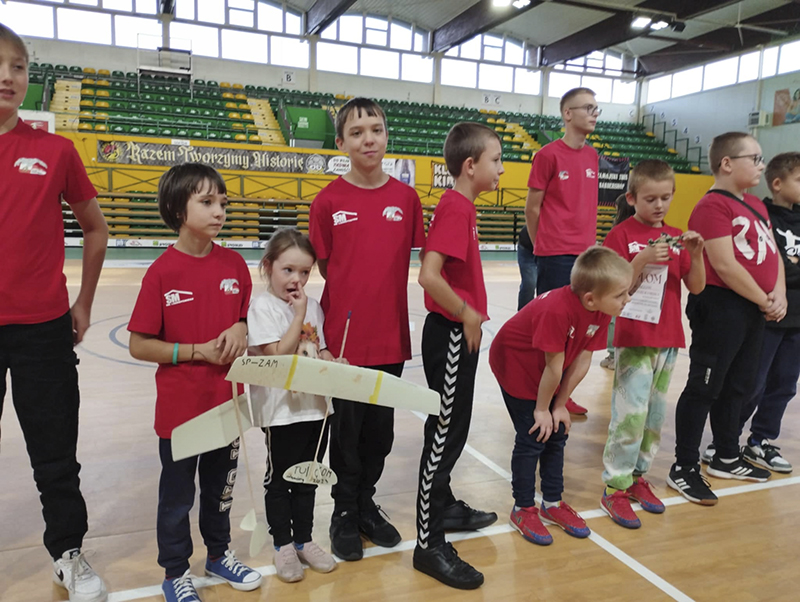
[701,444,715,464]
[743,439,792,473]
[707,454,771,482]
[667,464,718,506]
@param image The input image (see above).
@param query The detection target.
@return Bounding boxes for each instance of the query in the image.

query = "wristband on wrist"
[172,342,179,365]
[453,299,467,317]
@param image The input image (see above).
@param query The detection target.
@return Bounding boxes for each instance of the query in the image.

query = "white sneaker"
[53,549,108,602]
[296,541,337,573]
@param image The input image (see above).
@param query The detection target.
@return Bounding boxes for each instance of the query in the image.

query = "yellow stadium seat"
[242,113,254,121]
[228,112,241,119]
[233,83,244,90]
[249,135,261,142]
[96,79,110,87]
[78,123,93,131]
[79,110,93,118]
[81,89,95,96]
[81,78,96,85]
[496,118,506,124]
[245,123,258,130]
[98,69,111,77]
[231,123,245,130]
[95,112,109,120]
[225,102,238,109]
[95,89,110,97]
[80,99,94,107]
[503,135,512,141]
[235,93,247,101]
[237,103,248,110]
[94,123,107,132]
[222,92,235,99]
[234,133,247,141]
[83,67,96,75]
[487,118,496,123]
[95,100,110,108]
[220,82,231,88]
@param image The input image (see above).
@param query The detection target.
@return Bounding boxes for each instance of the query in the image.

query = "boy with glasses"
[668,132,783,506]
[524,87,600,415]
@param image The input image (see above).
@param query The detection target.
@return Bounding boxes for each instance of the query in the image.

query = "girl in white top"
[248,228,339,582]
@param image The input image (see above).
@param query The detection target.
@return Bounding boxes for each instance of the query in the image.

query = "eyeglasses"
[568,104,602,116]
[727,154,765,166]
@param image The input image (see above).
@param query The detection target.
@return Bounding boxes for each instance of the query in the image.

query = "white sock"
[542,500,560,509]
[720,457,738,464]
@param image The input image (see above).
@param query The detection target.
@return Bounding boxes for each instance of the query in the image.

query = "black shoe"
[441,500,498,531]
[666,464,718,506]
[413,543,484,590]
[358,504,402,547]
[707,453,771,482]
[330,510,363,561]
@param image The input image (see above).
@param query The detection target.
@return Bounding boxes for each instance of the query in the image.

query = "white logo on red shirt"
[558,171,569,180]
[383,206,404,222]
[628,241,647,254]
[333,210,358,226]
[776,228,800,257]
[732,216,776,264]
[14,157,48,176]
[568,326,575,339]
[164,289,194,307]
[585,168,597,179]
[219,279,240,295]
[586,324,600,337]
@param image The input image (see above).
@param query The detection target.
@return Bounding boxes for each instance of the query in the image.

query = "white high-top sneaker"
[53,549,108,602]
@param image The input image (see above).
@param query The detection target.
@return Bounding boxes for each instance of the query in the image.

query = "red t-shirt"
[127,244,252,438]
[603,218,691,349]
[0,120,98,326]
[527,139,599,257]
[309,176,425,365]
[489,286,609,400]
[424,189,488,320]
[689,190,779,294]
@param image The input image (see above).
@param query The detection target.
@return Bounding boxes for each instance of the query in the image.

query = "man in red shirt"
[669,132,784,506]
[525,87,601,415]
[309,98,425,562]
[0,25,109,602]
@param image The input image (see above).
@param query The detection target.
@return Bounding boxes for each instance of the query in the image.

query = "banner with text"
[598,156,630,207]
[431,160,455,189]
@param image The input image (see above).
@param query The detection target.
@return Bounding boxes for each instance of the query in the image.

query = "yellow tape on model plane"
[226,355,441,415]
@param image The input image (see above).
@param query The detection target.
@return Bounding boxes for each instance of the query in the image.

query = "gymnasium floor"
[1,256,799,602]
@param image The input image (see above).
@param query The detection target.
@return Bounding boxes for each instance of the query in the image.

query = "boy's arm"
[766,258,787,321]
[525,188,544,244]
[529,351,564,442]
[681,231,706,295]
[550,349,593,436]
[418,250,483,353]
[129,332,226,365]
[317,259,328,280]
[70,198,109,344]
[704,237,770,308]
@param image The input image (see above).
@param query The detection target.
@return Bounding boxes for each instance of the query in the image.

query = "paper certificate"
[620,264,668,324]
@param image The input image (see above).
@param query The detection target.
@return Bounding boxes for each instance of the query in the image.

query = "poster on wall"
[598,155,630,207]
[773,88,800,126]
[431,160,455,189]
[19,109,55,132]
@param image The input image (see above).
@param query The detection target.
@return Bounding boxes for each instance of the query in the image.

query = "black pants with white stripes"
[416,312,480,549]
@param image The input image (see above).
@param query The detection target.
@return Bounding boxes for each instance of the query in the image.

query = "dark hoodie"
[765,197,800,329]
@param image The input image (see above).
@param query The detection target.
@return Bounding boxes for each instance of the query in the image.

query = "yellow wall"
[65,132,712,220]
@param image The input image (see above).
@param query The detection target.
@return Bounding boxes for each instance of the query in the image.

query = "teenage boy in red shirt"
[309,98,425,562]
[0,24,109,602]
[412,122,503,590]
[668,132,783,506]
[525,87,601,415]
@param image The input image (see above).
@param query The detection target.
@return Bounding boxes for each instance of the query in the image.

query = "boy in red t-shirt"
[412,122,503,590]
[128,164,261,601]
[0,25,110,602]
[524,87,600,416]
[490,247,632,547]
[308,98,425,562]
[600,160,706,529]
[669,132,784,506]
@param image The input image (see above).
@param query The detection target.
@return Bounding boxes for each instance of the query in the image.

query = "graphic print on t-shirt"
[164,289,194,307]
[14,157,48,175]
[219,278,241,295]
[333,210,358,226]
[383,206,404,221]
[297,322,322,359]
[776,227,800,257]
[733,216,776,264]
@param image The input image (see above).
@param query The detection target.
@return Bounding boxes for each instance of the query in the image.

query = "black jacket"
[765,197,800,329]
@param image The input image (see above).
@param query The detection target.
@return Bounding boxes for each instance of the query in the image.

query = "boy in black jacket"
[704,152,800,473]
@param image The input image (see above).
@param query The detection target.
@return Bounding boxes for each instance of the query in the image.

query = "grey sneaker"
[296,541,337,573]
[274,544,304,583]
[600,354,615,370]
[53,549,108,602]
[701,444,715,464]
[743,439,792,473]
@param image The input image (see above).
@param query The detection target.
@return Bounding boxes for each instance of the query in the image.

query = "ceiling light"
[493,0,512,7]
[632,16,652,29]
[513,0,531,7]
[650,20,669,31]
[670,21,686,32]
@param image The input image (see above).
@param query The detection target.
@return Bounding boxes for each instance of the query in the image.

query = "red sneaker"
[539,501,590,538]
[509,506,553,546]
[601,489,641,529]
[627,477,665,513]
[565,398,588,415]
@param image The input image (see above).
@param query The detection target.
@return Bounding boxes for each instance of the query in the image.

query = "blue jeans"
[517,245,537,310]
[739,327,800,442]
[535,254,577,295]
[502,387,568,507]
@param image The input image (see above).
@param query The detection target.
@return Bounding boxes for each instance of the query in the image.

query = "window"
[176,0,194,20]
[441,58,477,88]
[170,22,219,57]
[646,74,671,104]
[401,54,433,83]
[320,23,337,40]
[230,0,254,8]
[738,51,760,83]
[270,35,309,68]
[460,36,481,60]
[390,22,412,51]
[605,53,623,77]
[482,34,504,62]
[703,56,738,90]
[285,11,301,35]
[71,0,99,5]
[230,9,254,27]
[548,71,581,98]
[317,41,358,74]
[505,40,524,66]
[586,50,604,73]
[361,48,399,80]
[197,0,225,24]
[0,2,55,38]
[221,29,268,63]
[114,15,162,48]
[514,68,540,95]
[413,32,425,52]
[479,63,513,92]
[103,0,133,10]
[762,46,778,78]
[339,15,363,44]
[581,75,611,103]
[57,8,112,45]
[671,66,702,98]
[257,2,283,32]
[135,0,157,14]
[365,16,387,46]
[612,79,636,104]
[778,40,800,75]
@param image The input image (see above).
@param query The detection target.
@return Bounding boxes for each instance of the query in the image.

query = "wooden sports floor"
[2,256,799,602]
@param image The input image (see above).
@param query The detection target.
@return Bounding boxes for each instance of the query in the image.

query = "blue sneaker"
[162,570,200,602]
[205,550,262,592]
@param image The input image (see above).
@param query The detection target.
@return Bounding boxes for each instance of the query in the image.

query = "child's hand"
[288,282,308,318]
[641,242,670,264]
[194,340,225,365]
[551,405,571,436]
[529,408,553,442]
[320,349,350,365]
[681,231,705,256]
[216,322,248,364]
[789,255,799,264]
[765,290,788,322]
[462,306,483,353]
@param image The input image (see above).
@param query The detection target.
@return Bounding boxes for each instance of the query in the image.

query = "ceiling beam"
[541,0,740,67]
[431,0,542,53]
[305,0,357,36]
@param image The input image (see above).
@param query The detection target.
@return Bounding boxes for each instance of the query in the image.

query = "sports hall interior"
[2,0,800,600]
